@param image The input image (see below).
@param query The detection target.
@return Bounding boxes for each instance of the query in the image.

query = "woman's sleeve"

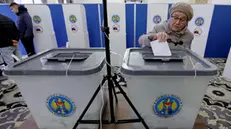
[138,26,158,47]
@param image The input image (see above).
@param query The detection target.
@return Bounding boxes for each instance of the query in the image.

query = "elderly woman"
[139,2,194,49]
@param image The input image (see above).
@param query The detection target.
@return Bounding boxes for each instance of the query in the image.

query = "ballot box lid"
[121,48,218,76]
[4,48,105,76]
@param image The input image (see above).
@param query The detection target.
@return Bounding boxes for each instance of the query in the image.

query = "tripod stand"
[72,0,149,128]
[72,73,149,129]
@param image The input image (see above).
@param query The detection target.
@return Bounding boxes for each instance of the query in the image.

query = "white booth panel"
[146,4,169,33]
[25,5,57,53]
[107,3,126,66]
[188,5,214,57]
[223,48,231,79]
[62,4,90,48]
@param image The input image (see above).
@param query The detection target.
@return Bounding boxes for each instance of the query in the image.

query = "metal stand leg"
[112,74,150,129]
[72,76,107,129]
[107,77,115,123]
[73,74,150,129]
[111,79,118,103]
[72,0,149,127]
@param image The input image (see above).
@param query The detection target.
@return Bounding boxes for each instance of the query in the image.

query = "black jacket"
[16,5,34,38]
[0,14,20,48]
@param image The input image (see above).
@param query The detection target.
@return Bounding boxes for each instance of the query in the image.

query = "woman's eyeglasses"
[171,15,187,23]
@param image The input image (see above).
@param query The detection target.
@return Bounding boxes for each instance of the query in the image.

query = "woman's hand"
[156,32,168,42]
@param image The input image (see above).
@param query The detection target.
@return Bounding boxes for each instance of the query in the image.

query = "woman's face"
[169,12,188,32]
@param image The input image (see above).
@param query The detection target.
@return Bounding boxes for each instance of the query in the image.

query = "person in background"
[138,2,194,49]
[0,14,21,67]
[10,2,36,56]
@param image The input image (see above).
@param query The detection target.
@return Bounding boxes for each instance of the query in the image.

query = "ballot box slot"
[142,52,183,62]
[47,52,92,62]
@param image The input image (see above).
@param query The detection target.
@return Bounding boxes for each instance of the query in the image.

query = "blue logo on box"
[46,94,75,117]
[69,15,77,23]
[112,15,120,23]
[153,94,182,118]
[153,15,161,24]
[33,15,41,24]
[195,17,204,26]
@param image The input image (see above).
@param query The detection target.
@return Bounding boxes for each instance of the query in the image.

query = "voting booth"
[62,4,90,48]
[26,5,58,53]
[187,5,214,58]
[223,47,231,80]
[4,48,106,129]
[121,48,218,129]
[107,3,127,66]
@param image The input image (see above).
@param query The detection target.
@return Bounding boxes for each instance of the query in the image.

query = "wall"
[212,0,231,5]
[73,0,124,3]
[0,3,231,58]
[147,0,189,3]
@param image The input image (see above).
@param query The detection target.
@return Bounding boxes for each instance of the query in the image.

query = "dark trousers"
[21,37,36,56]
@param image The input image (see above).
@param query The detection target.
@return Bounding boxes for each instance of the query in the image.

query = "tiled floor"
[0,58,230,129]
[199,59,231,129]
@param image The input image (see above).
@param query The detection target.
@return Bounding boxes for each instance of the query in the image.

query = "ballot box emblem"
[153,94,182,118]
[195,17,204,26]
[69,15,77,23]
[46,94,76,117]
[112,15,120,23]
[153,15,161,24]
[33,15,41,24]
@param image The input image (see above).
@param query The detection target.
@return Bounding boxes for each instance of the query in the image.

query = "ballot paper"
[150,40,172,56]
